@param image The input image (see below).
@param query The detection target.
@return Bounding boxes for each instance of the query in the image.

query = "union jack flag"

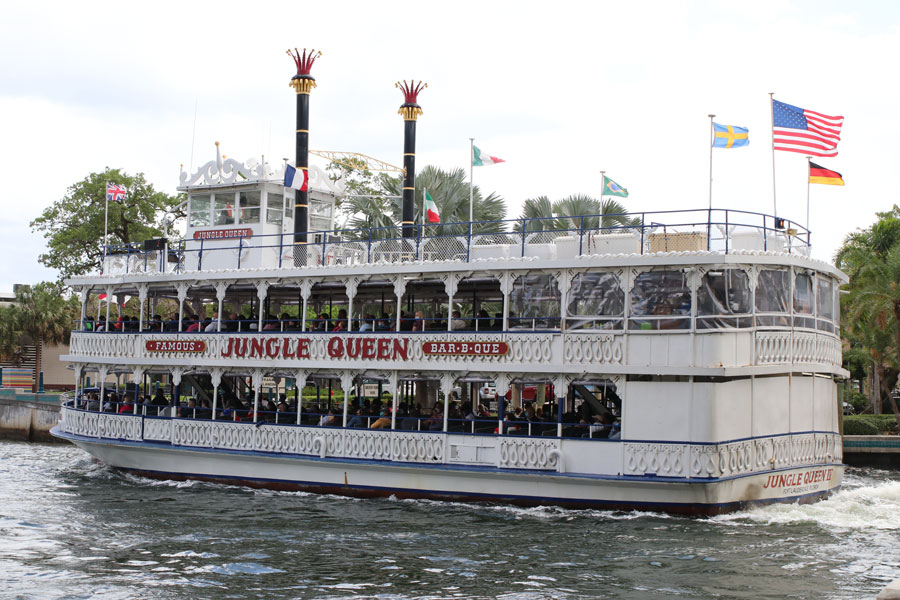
[106,183,127,203]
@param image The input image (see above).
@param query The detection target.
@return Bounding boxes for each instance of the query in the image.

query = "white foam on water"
[714,478,900,530]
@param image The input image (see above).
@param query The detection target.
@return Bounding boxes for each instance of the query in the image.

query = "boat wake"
[714,477,900,531]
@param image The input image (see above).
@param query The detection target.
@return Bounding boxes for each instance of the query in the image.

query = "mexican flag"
[472,145,505,166]
[424,189,440,223]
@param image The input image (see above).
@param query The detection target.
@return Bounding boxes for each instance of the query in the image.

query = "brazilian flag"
[602,175,628,198]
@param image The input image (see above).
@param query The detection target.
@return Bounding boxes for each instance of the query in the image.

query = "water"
[1,441,898,599]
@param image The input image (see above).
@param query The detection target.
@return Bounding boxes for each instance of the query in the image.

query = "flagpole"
[599,170,605,199]
[769,92,777,219]
[708,115,715,210]
[806,156,812,233]
[104,180,109,270]
[469,138,474,225]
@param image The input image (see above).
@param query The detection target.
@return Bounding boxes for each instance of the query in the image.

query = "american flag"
[106,183,127,203]
[772,100,844,157]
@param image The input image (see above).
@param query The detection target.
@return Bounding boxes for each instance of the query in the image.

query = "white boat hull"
[54,427,843,516]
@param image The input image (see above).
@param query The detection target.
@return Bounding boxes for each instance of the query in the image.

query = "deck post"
[209,368,223,421]
[340,372,355,428]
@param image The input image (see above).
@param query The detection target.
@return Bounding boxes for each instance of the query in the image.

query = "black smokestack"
[288,48,321,265]
[396,80,426,239]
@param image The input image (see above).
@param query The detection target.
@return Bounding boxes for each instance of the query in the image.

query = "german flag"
[809,162,844,186]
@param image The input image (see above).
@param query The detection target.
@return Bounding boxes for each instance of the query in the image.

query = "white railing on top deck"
[99,208,812,276]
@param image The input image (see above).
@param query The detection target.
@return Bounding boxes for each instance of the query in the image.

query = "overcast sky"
[1,0,897,291]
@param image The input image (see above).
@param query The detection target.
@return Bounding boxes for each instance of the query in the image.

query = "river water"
[0,441,898,600]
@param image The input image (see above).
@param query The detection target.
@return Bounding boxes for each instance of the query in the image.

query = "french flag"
[283,164,309,191]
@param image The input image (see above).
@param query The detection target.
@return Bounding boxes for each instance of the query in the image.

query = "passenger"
[149,389,169,416]
[263,314,279,330]
[347,407,365,428]
[118,395,135,414]
[332,309,348,332]
[319,409,337,427]
[370,408,392,429]
[204,311,220,332]
[102,391,118,412]
[476,309,490,331]
[179,398,199,418]
[96,316,107,332]
[375,314,392,331]
[492,312,503,330]
[412,311,425,332]
[86,393,100,412]
[450,310,467,331]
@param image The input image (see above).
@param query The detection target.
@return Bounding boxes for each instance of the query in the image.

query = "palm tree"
[837,207,900,424]
[10,283,74,393]
[516,194,640,233]
[340,166,507,239]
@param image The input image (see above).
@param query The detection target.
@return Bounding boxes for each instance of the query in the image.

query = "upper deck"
[88,208,819,281]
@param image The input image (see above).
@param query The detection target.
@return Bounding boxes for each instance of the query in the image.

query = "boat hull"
[54,427,843,516]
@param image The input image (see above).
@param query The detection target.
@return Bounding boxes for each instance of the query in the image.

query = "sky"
[1,0,898,291]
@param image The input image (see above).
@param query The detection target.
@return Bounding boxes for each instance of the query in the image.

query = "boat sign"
[422,341,509,356]
[145,340,207,352]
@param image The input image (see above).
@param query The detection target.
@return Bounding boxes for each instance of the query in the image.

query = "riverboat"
[51,54,847,515]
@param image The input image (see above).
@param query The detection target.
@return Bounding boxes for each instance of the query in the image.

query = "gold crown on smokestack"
[396,80,427,121]
[287,48,322,94]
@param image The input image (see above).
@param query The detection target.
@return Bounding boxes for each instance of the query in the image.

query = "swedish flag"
[713,123,749,148]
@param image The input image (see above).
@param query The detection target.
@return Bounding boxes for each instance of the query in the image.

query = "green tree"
[2,283,76,392]
[836,205,900,424]
[31,168,185,281]
[340,166,507,238]
[516,194,640,232]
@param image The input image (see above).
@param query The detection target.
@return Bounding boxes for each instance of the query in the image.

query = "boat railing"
[99,208,811,276]
[61,400,617,441]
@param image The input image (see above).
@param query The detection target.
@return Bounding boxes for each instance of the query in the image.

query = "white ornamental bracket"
[392,276,408,300]
[255,280,270,303]
[209,367,224,390]
[79,288,90,306]
[493,373,512,399]
[137,283,148,304]
[251,369,264,392]
[214,281,229,302]
[171,367,184,388]
[339,371,356,397]
[552,374,574,399]
[300,278,315,301]
[440,373,459,400]
[131,366,145,382]
[175,282,190,305]
[293,370,308,390]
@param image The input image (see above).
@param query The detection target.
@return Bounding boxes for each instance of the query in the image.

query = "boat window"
[266,190,284,226]
[455,276,503,331]
[509,273,560,330]
[239,191,261,224]
[189,194,211,227]
[755,269,790,326]
[629,270,691,330]
[566,272,624,330]
[816,276,835,333]
[214,192,236,226]
[834,285,841,331]
[793,271,815,329]
[697,269,752,329]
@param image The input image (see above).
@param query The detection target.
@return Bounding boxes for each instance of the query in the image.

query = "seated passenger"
[118,396,135,414]
[319,409,337,426]
[149,389,169,416]
[450,310,467,331]
[347,407,365,428]
[370,409,392,429]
